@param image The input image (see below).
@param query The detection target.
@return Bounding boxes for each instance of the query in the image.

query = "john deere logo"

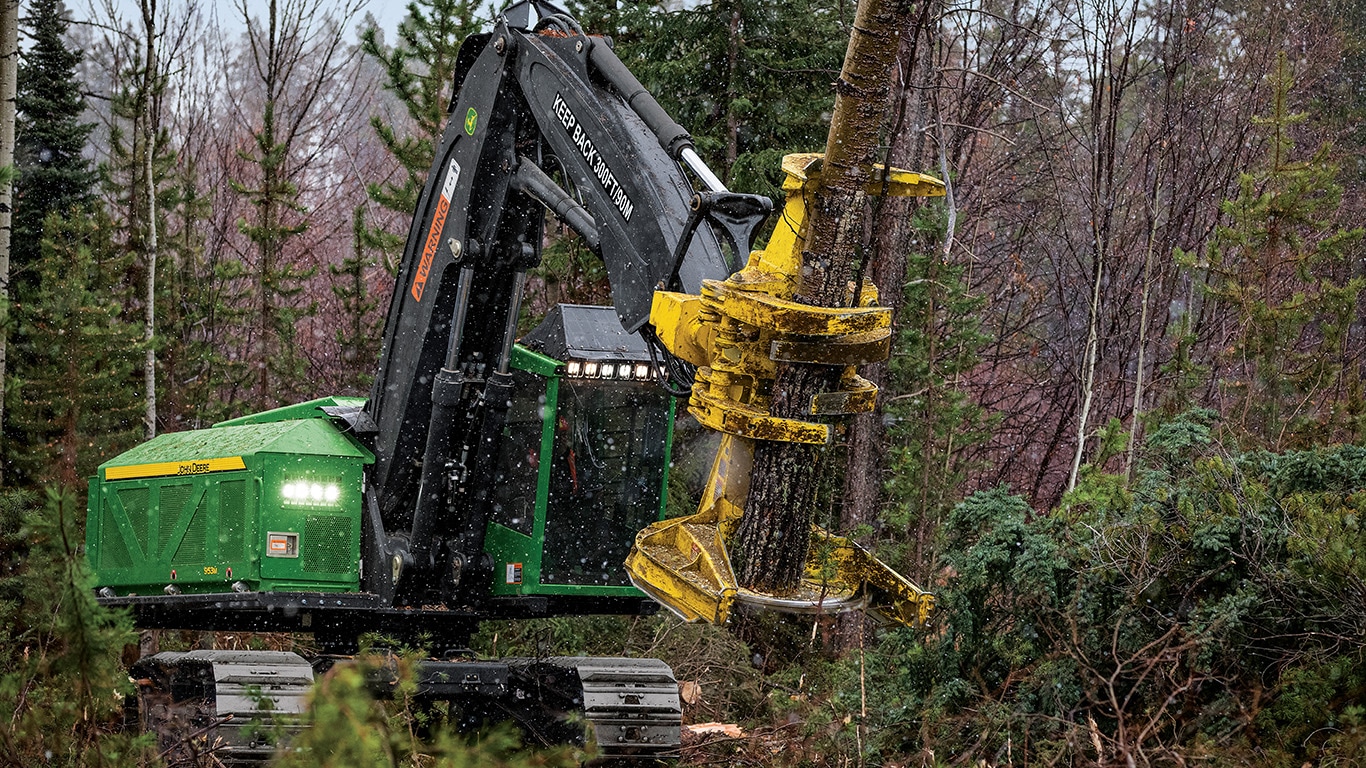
[464,108,478,135]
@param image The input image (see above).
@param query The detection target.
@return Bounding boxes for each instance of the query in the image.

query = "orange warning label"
[410,159,462,301]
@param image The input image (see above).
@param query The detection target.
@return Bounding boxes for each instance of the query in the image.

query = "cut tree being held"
[735,0,923,593]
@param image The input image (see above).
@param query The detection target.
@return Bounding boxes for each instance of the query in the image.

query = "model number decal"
[410,158,462,302]
[551,93,635,223]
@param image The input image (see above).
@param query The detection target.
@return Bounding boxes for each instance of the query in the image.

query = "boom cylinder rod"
[512,158,601,250]
[409,266,477,567]
[587,40,693,158]
[584,40,727,194]
[444,266,477,368]
[496,272,528,376]
[680,147,728,193]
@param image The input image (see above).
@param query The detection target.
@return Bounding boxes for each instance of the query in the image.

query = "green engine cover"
[88,400,373,596]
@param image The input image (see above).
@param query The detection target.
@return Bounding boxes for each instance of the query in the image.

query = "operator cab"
[486,304,675,599]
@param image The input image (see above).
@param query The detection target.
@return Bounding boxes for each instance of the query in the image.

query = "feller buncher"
[86,1,938,760]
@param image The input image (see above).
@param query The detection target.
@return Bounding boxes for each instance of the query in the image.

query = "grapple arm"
[626,154,943,628]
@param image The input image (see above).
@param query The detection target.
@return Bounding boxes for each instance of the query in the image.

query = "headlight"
[282,481,342,507]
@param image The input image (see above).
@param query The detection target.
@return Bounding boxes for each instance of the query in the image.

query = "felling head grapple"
[625,154,940,628]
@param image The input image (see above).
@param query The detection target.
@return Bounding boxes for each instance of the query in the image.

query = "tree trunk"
[256,0,281,412]
[141,0,159,439]
[837,2,936,650]
[735,0,916,593]
[0,0,18,486]
[840,0,936,536]
[1125,163,1161,479]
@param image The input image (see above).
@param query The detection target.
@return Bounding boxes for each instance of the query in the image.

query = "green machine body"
[87,400,373,595]
[88,305,677,607]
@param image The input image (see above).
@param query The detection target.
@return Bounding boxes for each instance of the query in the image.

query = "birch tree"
[0,0,17,486]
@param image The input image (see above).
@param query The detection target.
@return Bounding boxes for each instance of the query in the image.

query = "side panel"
[91,455,365,595]
[90,469,260,594]
[258,456,364,592]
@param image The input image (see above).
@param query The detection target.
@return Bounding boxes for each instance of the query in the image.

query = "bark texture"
[0,0,17,486]
[735,0,916,593]
[840,0,936,536]
[140,0,160,439]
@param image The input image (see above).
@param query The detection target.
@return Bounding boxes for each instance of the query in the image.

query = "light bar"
[282,481,342,507]
[561,359,658,380]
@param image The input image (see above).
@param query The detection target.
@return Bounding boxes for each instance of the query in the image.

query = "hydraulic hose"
[587,41,693,159]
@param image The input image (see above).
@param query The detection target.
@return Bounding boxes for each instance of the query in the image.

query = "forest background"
[0,0,1364,765]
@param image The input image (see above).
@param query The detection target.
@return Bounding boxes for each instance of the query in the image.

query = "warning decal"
[409,158,462,302]
[550,93,635,223]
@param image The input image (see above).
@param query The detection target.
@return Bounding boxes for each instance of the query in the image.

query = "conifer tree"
[6,0,100,487]
[275,657,580,767]
[331,206,382,393]
[12,0,95,284]
[231,0,335,412]
[881,213,990,580]
[361,0,482,274]
[234,123,315,413]
[0,488,151,765]
[8,211,142,488]
[1192,53,1365,448]
[158,153,230,429]
[573,0,845,194]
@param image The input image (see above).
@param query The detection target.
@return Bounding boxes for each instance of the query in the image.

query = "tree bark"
[735,0,917,593]
[258,0,281,412]
[1125,161,1161,480]
[0,0,17,486]
[141,0,159,439]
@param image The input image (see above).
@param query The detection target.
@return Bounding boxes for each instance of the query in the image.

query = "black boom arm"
[360,6,769,605]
